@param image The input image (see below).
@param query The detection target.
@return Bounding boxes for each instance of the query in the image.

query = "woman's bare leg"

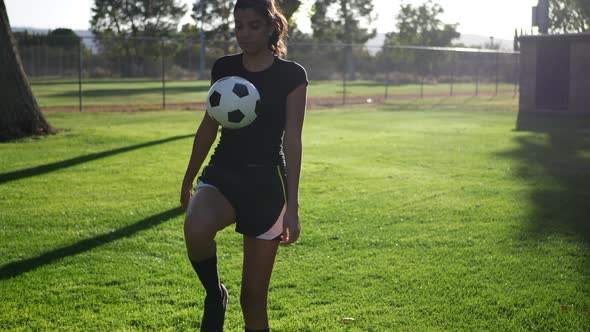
[241,236,280,330]
[184,186,236,332]
[184,186,235,261]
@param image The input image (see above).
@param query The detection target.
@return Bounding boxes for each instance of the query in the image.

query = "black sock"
[189,254,222,298]
[245,328,270,332]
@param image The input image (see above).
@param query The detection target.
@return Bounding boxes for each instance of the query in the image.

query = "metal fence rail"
[16,35,520,112]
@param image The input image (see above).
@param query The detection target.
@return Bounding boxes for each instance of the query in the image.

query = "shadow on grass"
[379,94,518,112]
[501,112,590,244]
[31,79,196,86]
[47,85,209,99]
[0,134,193,185]
[345,81,388,87]
[32,79,156,86]
[0,207,184,280]
[32,79,211,86]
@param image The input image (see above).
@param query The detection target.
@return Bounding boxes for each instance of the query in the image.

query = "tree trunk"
[0,0,55,141]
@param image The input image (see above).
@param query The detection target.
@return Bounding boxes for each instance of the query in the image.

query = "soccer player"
[179,1,308,331]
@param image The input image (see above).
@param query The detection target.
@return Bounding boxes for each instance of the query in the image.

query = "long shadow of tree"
[33,79,185,86]
[0,134,193,185]
[0,134,194,280]
[0,207,184,280]
[499,112,590,275]
[49,86,209,98]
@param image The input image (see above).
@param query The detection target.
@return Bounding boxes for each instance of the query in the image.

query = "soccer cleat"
[200,283,228,332]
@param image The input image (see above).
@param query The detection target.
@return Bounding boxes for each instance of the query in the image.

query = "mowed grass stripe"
[0,106,588,331]
[30,78,517,108]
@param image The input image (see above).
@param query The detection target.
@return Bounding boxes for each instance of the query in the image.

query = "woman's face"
[234,8,273,55]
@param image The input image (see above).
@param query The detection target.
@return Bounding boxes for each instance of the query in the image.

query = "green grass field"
[30,79,517,109]
[1,99,589,331]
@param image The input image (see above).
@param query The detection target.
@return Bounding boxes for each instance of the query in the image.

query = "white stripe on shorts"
[256,205,285,240]
[256,166,287,240]
[194,180,217,192]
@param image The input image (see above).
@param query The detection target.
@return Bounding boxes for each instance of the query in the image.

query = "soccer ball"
[207,76,261,129]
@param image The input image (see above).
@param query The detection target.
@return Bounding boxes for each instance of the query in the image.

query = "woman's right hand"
[180,183,193,210]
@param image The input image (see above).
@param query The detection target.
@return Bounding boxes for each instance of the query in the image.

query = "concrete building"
[519,33,590,115]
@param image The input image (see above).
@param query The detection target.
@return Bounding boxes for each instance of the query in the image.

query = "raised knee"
[184,213,216,242]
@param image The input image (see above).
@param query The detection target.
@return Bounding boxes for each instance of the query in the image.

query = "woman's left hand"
[281,208,301,245]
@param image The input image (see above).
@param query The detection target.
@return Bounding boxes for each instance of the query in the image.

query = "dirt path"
[41,90,517,113]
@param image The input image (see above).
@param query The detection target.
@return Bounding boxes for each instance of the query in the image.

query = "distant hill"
[12,27,92,38]
[11,27,96,51]
[11,27,514,54]
[366,33,514,53]
[11,27,51,34]
[457,34,513,50]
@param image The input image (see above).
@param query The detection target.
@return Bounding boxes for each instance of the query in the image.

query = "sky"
[5,0,538,40]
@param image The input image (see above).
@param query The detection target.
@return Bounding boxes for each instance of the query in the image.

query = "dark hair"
[234,0,289,57]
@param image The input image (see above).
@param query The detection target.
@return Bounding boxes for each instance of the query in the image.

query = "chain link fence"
[16,35,520,112]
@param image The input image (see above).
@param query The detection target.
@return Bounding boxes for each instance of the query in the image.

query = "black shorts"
[196,164,287,240]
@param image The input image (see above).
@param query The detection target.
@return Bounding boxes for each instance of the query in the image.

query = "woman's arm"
[281,83,307,244]
[180,112,219,210]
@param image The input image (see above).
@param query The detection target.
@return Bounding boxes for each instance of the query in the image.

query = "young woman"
[180,1,308,331]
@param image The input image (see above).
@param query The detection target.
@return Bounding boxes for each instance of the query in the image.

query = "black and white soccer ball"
[206,76,261,129]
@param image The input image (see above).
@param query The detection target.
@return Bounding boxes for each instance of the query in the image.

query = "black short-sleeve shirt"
[208,53,308,167]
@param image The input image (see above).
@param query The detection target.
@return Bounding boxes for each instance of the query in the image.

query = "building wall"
[570,42,590,114]
[519,34,590,114]
[518,41,537,112]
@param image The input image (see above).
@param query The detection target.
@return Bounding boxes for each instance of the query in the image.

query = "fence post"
[161,39,166,110]
[495,52,499,96]
[342,48,347,105]
[514,53,519,97]
[78,39,83,112]
[31,43,35,76]
[187,38,193,75]
[59,47,63,76]
[420,75,424,99]
[384,71,389,100]
[44,44,48,77]
[36,42,41,77]
[475,54,479,96]
[450,51,455,97]
[342,71,347,105]
[199,0,206,79]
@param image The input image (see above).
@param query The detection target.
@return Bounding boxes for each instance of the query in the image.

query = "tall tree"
[310,0,376,79]
[549,0,589,33]
[192,0,235,54]
[384,0,459,47]
[381,1,459,77]
[90,0,187,76]
[310,0,376,44]
[192,0,302,55]
[91,0,186,37]
[0,0,54,141]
